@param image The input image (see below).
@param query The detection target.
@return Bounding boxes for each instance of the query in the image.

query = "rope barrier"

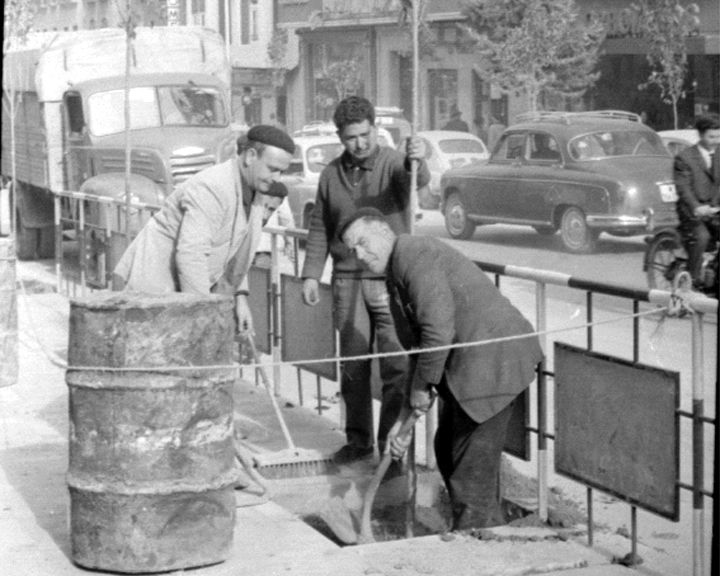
[17,289,671,373]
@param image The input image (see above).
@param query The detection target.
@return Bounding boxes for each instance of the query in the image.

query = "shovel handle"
[358,409,424,544]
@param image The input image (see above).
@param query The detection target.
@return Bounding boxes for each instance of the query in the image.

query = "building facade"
[25,0,720,134]
[276,0,719,134]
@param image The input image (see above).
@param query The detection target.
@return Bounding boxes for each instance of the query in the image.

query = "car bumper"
[586,214,649,231]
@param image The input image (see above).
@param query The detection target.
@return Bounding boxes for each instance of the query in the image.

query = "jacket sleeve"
[175,181,226,294]
[674,151,701,212]
[398,249,455,390]
[300,176,330,280]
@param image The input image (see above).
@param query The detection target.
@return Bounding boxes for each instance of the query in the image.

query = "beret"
[264,181,288,199]
[338,206,387,239]
[247,124,295,154]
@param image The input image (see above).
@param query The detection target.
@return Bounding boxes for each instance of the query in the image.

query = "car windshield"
[438,139,486,155]
[568,130,668,161]
[88,84,228,136]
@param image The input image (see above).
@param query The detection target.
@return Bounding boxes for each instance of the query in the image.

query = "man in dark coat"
[442,108,469,132]
[674,113,720,289]
[340,208,544,530]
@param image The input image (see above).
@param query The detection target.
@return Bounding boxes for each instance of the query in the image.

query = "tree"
[633,0,700,129]
[462,0,605,113]
[3,0,37,235]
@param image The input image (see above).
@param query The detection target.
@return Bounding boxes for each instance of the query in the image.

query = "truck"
[1,26,237,267]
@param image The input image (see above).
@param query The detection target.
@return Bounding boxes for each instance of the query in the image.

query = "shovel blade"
[319,496,359,545]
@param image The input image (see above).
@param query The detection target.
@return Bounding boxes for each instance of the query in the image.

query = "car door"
[471,131,526,220]
[512,131,563,223]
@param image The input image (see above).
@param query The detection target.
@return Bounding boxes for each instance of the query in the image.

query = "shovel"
[320,409,423,545]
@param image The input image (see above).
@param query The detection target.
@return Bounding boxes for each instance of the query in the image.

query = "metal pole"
[536,282,548,522]
[409,0,420,235]
[691,311,705,576]
[123,6,133,241]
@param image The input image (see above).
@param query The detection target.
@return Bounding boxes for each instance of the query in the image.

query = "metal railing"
[49,200,716,575]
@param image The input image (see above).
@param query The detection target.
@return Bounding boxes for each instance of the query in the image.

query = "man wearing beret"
[114,125,295,335]
[301,96,431,466]
[340,207,544,530]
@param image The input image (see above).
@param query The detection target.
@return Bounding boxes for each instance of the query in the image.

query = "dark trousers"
[679,211,719,285]
[333,277,407,451]
[435,386,515,531]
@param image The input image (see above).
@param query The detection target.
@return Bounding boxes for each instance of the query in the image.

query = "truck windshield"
[88,85,228,136]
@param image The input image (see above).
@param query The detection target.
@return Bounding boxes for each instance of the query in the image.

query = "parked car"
[657,129,699,156]
[281,132,344,229]
[398,130,489,209]
[375,106,412,147]
[441,110,677,253]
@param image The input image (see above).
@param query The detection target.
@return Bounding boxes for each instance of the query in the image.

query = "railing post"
[535,282,548,523]
[271,232,282,398]
[691,311,705,576]
[54,194,62,293]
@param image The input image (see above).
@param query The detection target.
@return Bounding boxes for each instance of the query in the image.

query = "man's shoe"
[332,444,374,465]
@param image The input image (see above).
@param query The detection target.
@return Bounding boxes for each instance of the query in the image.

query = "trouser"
[333,277,408,452]
[435,384,516,531]
[679,212,719,286]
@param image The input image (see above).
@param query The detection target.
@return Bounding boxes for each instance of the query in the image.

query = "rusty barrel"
[66,292,238,573]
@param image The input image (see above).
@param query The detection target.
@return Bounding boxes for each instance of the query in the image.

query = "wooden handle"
[358,409,423,544]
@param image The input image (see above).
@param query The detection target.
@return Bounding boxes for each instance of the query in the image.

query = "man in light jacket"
[114,125,295,334]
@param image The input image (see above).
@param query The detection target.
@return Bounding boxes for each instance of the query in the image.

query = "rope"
[20,299,669,374]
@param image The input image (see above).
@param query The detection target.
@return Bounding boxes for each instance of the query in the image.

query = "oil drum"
[66,292,238,573]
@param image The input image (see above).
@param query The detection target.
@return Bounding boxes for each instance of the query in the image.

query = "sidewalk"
[0,259,703,576]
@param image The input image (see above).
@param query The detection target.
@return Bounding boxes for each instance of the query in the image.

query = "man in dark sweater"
[301,96,431,464]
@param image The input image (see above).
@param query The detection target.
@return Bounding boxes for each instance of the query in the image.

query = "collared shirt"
[341,147,380,187]
[698,145,713,171]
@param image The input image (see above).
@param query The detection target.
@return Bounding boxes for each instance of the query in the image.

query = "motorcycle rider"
[673,113,720,291]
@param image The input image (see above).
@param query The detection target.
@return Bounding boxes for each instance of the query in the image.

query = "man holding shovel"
[340,208,544,531]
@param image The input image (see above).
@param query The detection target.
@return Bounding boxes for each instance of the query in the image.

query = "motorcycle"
[643,209,719,298]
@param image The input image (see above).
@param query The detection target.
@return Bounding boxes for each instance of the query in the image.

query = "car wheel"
[444,192,476,240]
[533,226,557,236]
[559,206,598,253]
[645,233,685,291]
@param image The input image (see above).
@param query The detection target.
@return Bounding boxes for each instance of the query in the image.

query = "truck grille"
[170,153,216,186]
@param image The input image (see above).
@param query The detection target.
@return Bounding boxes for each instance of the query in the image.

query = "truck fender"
[79,173,165,208]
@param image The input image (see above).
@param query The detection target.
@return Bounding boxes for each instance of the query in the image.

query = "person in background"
[301,95,431,465]
[340,208,544,531]
[114,125,294,335]
[253,181,296,269]
[487,116,506,151]
[673,113,720,291]
[443,108,469,132]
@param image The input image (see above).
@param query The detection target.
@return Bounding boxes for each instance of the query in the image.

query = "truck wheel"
[15,212,40,260]
[444,192,476,240]
[559,206,598,253]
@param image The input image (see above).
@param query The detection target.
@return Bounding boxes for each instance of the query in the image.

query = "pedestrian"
[340,208,544,530]
[487,116,506,151]
[301,95,431,465]
[114,125,295,335]
[674,113,720,291]
[442,108,469,132]
[253,184,297,269]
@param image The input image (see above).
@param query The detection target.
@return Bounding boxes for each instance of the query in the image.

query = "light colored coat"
[115,159,264,294]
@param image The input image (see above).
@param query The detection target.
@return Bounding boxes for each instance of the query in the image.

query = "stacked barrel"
[66,292,237,573]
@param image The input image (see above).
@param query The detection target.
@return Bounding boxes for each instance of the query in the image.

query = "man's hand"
[302,278,320,306]
[409,386,434,413]
[405,135,426,162]
[234,295,254,337]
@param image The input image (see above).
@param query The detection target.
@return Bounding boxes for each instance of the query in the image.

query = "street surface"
[414,209,649,289]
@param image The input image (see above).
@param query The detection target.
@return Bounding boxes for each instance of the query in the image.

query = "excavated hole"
[267,457,586,546]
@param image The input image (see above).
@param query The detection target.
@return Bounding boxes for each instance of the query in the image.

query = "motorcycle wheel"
[645,233,686,291]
